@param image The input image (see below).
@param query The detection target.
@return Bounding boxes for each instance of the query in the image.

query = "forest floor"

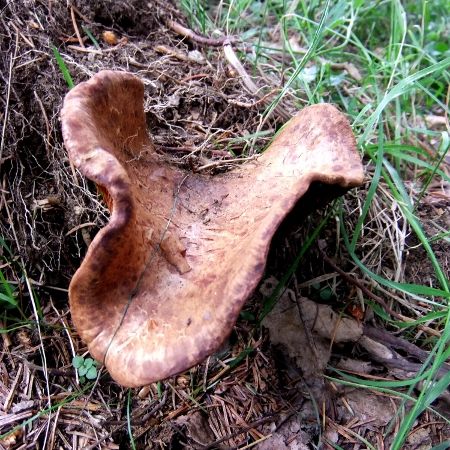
[0,0,449,449]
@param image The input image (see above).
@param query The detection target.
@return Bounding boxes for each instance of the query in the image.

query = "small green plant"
[312,282,334,301]
[72,355,98,382]
[0,240,29,322]
[81,25,100,49]
[0,268,18,310]
[51,45,74,89]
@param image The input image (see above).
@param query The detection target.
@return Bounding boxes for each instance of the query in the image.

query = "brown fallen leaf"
[260,276,363,379]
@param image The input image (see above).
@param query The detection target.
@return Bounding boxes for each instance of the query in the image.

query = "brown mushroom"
[61,70,363,387]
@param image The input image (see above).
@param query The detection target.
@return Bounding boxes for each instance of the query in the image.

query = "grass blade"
[51,45,74,89]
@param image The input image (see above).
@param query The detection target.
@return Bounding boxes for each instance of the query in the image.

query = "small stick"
[65,222,97,236]
[359,335,450,380]
[70,3,91,23]
[195,155,259,172]
[46,405,62,450]
[70,6,85,48]
[10,22,35,48]
[364,324,450,372]
[50,300,79,385]
[228,90,278,108]
[67,45,101,55]
[155,44,189,62]
[3,364,23,412]
[22,361,75,377]
[0,32,18,174]
[223,42,260,94]
[223,42,291,122]
[203,414,277,449]
[33,90,52,156]
[166,19,234,47]
[319,248,401,318]
[180,73,209,83]
[0,319,12,349]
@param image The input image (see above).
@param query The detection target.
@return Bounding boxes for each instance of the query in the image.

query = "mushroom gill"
[61,70,364,387]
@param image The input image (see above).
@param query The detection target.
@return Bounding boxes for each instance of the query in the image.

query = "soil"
[0,1,449,449]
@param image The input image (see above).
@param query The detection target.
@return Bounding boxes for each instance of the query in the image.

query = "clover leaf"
[72,355,98,383]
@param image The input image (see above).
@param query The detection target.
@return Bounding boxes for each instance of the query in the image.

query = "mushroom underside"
[61,70,364,387]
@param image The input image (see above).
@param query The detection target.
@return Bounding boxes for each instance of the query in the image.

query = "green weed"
[72,355,99,382]
[52,45,74,89]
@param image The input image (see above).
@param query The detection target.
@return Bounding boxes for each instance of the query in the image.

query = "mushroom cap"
[61,70,363,387]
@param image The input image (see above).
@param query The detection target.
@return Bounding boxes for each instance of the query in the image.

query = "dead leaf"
[258,415,310,450]
[175,411,215,447]
[340,389,396,427]
[261,276,363,388]
[260,277,331,378]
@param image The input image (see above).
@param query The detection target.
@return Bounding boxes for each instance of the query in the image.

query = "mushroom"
[61,70,364,387]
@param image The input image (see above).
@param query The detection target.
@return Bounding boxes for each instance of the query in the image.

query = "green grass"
[127,389,138,450]
[0,239,31,324]
[52,45,74,89]
[181,0,450,448]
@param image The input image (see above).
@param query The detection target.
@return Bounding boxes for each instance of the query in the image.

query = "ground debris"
[405,426,432,450]
[1,0,449,448]
[260,276,363,379]
[337,389,396,427]
[258,415,311,450]
[174,411,215,448]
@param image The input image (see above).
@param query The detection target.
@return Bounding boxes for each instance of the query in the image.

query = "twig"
[50,300,79,384]
[223,42,291,122]
[86,392,168,449]
[155,44,205,64]
[82,425,124,450]
[0,31,17,174]
[3,364,23,412]
[21,360,75,377]
[69,3,91,23]
[363,325,443,365]
[228,90,278,108]
[359,334,450,380]
[6,278,69,293]
[3,182,53,446]
[195,155,259,172]
[67,45,101,55]
[180,73,209,82]
[223,42,260,94]
[135,390,168,425]
[33,90,52,157]
[65,222,97,236]
[128,57,191,86]
[10,21,35,48]
[127,57,154,70]
[319,248,402,318]
[166,19,234,47]
[47,405,62,450]
[70,6,85,48]
[155,43,189,61]
[0,319,12,349]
